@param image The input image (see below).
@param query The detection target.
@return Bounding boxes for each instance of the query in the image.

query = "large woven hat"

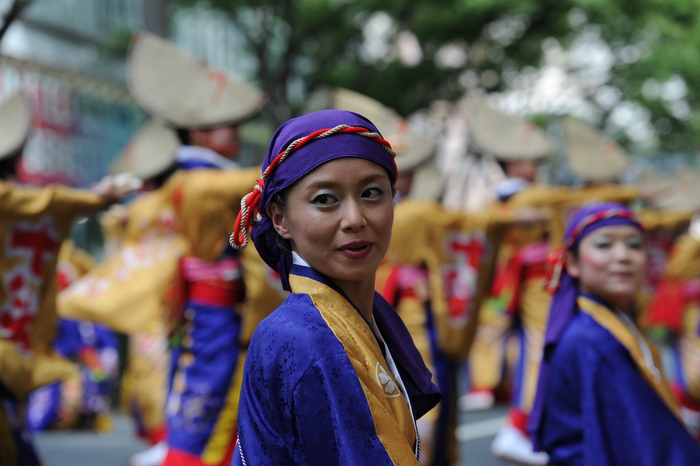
[563,117,629,182]
[640,167,700,211]
[0,92,33,160]
[127,31,267,128]
[410,160,444,201]
[315,88,436,173]
[109,119,180,180]
[468,99,555,160]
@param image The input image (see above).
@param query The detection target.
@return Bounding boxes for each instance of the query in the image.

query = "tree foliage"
[175,0,700,155]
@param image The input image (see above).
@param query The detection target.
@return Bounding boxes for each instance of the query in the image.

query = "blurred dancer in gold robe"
[0,91,128,466]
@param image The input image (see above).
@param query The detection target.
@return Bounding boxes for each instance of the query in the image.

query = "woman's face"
[566,225,647,311]
[190,125,240,158]
[270,157,394,288]
[505,160,538,183]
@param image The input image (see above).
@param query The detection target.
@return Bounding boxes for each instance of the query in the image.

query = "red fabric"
[490,247,524,316]
[508,407,529,434]
[161,441,236,466]
[378,263,401,307]
[142,425,167,445]
[523,262,545,280]
[648,279,686,332]
[162,448,201,466]
[543,247,566,294]
[468,387,494,394]
[672,383,700,411]
[172,184,184,208]
[187,282,243,306]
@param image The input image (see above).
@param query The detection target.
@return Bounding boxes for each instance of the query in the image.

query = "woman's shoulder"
[249,292,346,360]
[252,294,317,337]
[556,311,627,360]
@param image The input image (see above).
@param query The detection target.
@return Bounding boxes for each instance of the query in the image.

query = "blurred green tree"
[175,0,700,155]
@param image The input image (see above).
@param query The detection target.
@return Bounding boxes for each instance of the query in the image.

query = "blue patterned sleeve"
[291,354,395,465]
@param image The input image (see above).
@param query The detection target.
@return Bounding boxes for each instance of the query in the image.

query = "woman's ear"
[267,204,292,239]
[565,251,580,279]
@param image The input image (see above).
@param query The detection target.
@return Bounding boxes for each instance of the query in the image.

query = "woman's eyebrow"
[304,173,386,191]
[359,173,386,184]
[305,180,339,191]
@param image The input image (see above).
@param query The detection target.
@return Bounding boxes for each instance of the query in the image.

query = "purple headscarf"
[248,109,398,290]
[528,202,645,448]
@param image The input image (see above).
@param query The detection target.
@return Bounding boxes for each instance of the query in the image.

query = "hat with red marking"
[127,31,267,128]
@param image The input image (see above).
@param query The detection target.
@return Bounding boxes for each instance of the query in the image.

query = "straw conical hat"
[110,119,180,180]
[392,120,436,174]
[127,31,267,128]
[329,88,401,136]
[409,161,444,201]
[563,117,629,182]
[321,88,436,173]
[0,92,32,160]
[641,167,700,211]
[469,99,555,160]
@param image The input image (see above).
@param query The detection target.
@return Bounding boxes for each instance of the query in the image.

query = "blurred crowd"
[2,31,700,466]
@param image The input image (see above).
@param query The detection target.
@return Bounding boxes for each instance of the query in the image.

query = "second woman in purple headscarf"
[528,202,700,465]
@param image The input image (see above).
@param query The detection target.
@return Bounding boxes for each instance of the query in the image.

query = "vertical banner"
[0,56,145,188]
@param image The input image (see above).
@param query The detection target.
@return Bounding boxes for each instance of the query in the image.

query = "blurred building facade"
[0,0,255,188]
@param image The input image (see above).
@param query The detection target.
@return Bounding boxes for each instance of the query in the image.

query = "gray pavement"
[34,413,149,466]
[458,405,517,466]
[34,404,516,466]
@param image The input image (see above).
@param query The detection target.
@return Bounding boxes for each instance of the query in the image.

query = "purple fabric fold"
[373,291,442,418]
[528,202,644,449]
[250,109,397,290]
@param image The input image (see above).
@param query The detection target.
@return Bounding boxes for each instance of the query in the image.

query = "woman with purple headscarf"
[528,202,700,465]
[228,110,441,465]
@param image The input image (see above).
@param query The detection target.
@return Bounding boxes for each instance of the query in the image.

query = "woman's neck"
[290,251,376,322]
[331,277,376,322]
[580,291,632,314]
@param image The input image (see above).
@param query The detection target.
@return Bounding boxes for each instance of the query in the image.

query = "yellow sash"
[289,273,419,465]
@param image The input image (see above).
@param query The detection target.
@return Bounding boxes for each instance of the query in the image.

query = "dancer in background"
[27,240,119,434]
[529,202,700,465]
[644,207,700,437]
[0,91,128,465]
[59,31,282,466]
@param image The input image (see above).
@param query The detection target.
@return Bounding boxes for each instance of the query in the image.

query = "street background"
[35,405,513,466]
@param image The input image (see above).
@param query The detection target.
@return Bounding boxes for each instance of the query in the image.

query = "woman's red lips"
[339,241,370,250]
[338,241,372,259]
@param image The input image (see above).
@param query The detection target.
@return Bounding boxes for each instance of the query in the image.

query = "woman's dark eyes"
[311,188,383,204]
[593,239,643,249]
[312,194,335,205]
[362,187,383,198]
